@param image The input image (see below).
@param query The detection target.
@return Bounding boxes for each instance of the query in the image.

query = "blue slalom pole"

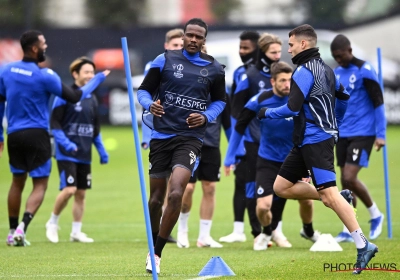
[121,37,158,279]
[377,47,392,239]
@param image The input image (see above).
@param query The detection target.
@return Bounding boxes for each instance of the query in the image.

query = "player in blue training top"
[225,61,318,250]
[137,18,226,274]
[330,34,386,242]
[220,30,260,244]
[258,24,378,275]
[0,30,108,247]
[45,57,109,244]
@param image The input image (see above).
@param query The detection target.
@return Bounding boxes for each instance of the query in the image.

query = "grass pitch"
[1,126,399,279]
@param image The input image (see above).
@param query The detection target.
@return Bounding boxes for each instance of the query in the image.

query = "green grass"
[1,126,400,279]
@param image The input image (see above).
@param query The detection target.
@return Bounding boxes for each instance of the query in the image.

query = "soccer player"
[141,28,184,244]
[137,18,226,274]
[223,33,289,248]
[220,31,259,244]
[330,34,386,242]
[45,57,109,244]
[225,61,319,250]
[0,30,108,247]
[258,24,378,274]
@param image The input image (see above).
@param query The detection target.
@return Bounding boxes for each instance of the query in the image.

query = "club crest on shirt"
[173,64,184,78]
[200,68,208,77]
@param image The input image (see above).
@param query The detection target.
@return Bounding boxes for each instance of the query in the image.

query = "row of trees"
[1,0,400,29]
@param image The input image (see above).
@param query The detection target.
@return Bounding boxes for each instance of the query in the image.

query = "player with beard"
[219,31,259,244]
[137,18,226,274]
[0,30,109,246]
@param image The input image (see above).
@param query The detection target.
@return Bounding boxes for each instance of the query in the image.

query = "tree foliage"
[87,0,146,28]
[0,0,45,28]
[209,0,241,22]
[294,0,352,25]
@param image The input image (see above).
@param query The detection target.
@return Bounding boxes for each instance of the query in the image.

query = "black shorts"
[279,138,336,190]
[149,136,202,178]
[244,141,259,183]
[336,136,375,168]
[7,128,51,172]
[57,160,92,190]
[189,146,221,183]
[255,157,282,198]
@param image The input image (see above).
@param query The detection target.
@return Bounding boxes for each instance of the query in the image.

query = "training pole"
[121,37,158,279]
[377,47,392,239]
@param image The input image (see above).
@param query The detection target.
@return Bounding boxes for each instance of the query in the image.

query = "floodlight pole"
[121,37,158,279]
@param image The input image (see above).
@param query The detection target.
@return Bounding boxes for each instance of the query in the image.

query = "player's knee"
[257,202,271,213]
[168,190,183,208]
[149,195,164,209]
[341,172,357,186]
[63,187,77,197]
[299,199,313,207]
[319,195,334,209]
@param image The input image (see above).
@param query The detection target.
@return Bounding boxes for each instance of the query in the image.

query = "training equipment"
[310,234,343,252]
[198,256,235,277]
[70,232,94,243]
[369,213,384,240]
[46,222,60,243]
[122,38,158,279]
[146,253,161,275]
[377,47,392,239]
[197,236,223,248]
[177,231,189,248]
[219,232,246,243]
[353,242,378,274]
[253,233,271,251]
[300,228,321,243]
[335,232,354,243]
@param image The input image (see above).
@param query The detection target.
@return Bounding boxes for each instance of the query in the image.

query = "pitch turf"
[1,126,399,279]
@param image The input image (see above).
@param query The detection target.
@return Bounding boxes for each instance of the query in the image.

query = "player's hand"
[224,164,235,176]
[187,113,206,128]
[141,142,149,150]
[0,142,3,158]
[374,138,385,151]
[100,152,109,164]
[150,99,164,117]
[301,177,311,184]
[65,142,78,152]
[102,70,111,76]
[257,107,268,120]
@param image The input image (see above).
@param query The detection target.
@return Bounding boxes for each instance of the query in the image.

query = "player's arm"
[221,94,232,141]
[231,75,250,119]
[362,64,386,149]
[44,69,109,103]
[92,96,108,164]
[50,98,77,152]
[334,79,350,128]
[138,54,165,117]
[259,70,312,119]
[225,95,258,173]
[0,94,5,157]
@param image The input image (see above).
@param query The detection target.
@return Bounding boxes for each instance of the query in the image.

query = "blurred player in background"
[220,31,259,244]
[0,30,108,247]
[45,57,109,243]
[177,45,231,249]
[330,34,385,242]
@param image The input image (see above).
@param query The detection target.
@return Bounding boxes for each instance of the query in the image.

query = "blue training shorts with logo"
[149,136,202,178]
[57,160,92,190]
[7,128,52,177]
[336,136,375,168]
[255,157,282,198]
[279,137,336,191]
[189,145,221,183]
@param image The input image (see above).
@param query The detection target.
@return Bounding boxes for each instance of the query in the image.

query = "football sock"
[22,212,34,232]
[303,222,314,237]
[9,216,18,231]
[72,222,82,235]
[154,236,168,257]
[351,228,368,249]
[178,212,190,232]
[49,213,60,225]
[233,221,244,234]
[152,231,159,246]
[198,219,212,240]
[367,202,381,219]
